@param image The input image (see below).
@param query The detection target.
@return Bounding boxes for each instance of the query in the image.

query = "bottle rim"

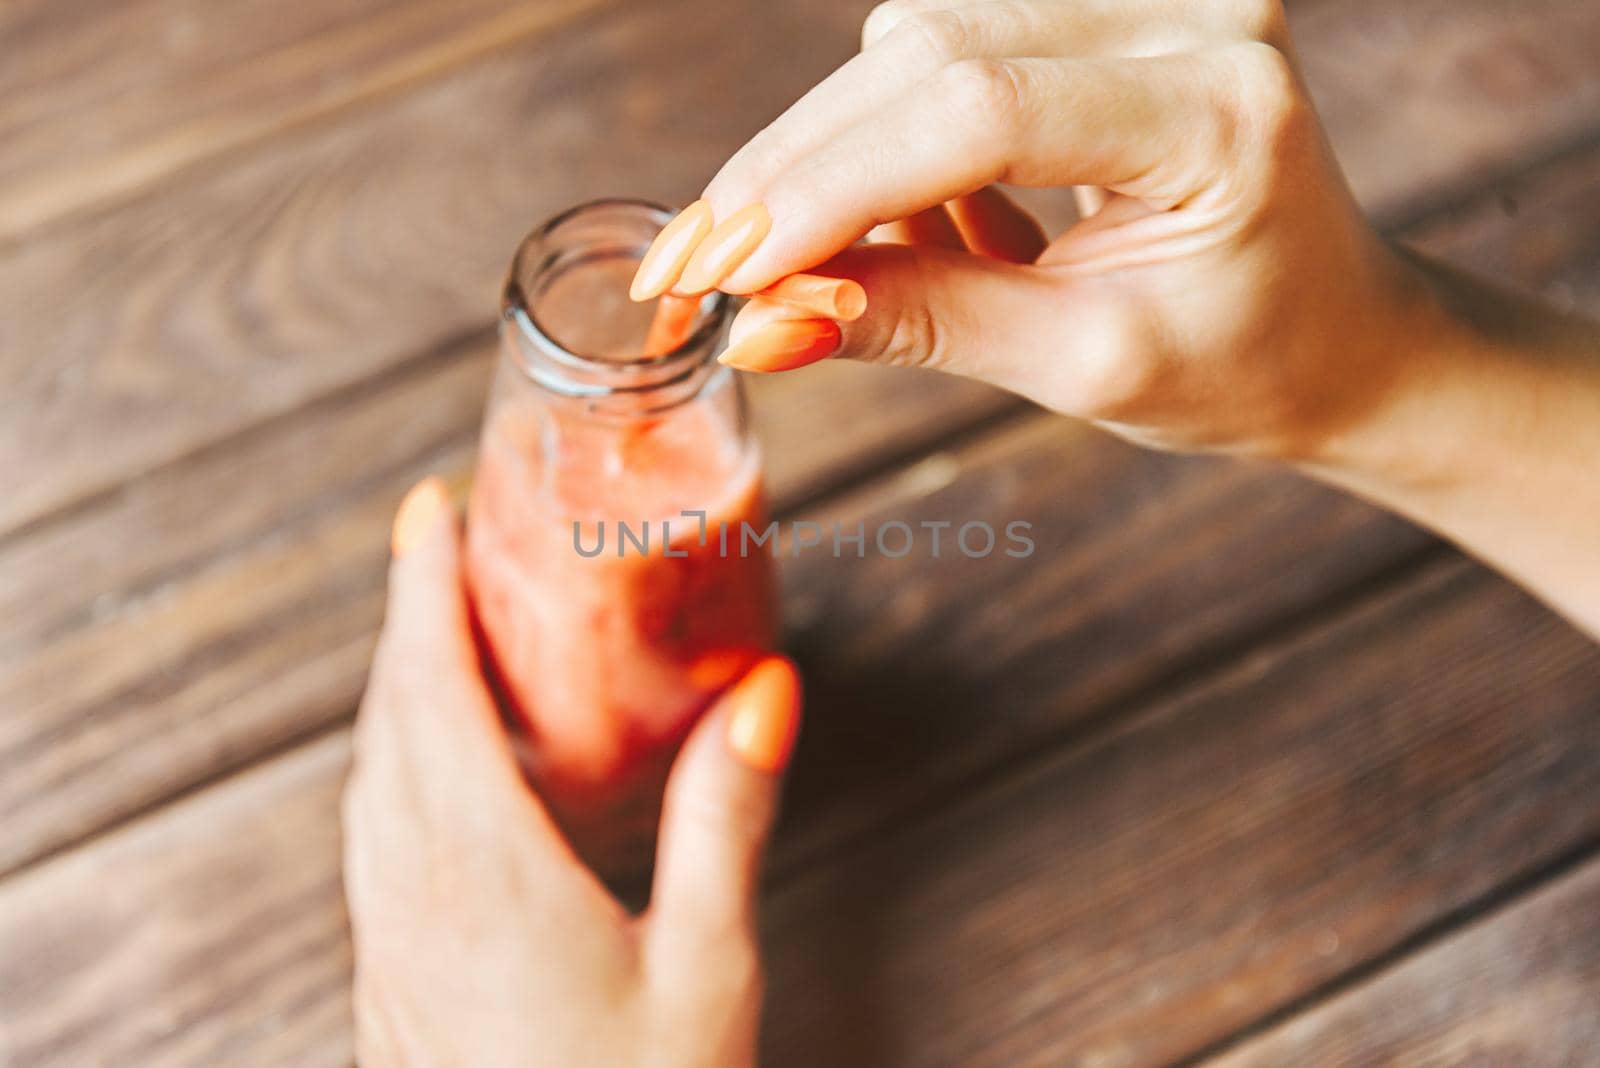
[501,198,730,400]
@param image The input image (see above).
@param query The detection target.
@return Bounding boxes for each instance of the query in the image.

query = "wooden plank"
[1202,857,1600,1067]
[0,343,492,660]
[0,734,355,1068]
[769,417,1431,865]
[758,561,1600,1068]
[1401,139,1600,313]
[7,0,1600,540]
[0,0,607,244]
[1297,0,1600,227]
[5,556,1597,1066]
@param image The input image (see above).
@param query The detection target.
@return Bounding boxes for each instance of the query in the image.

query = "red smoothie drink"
[465,201,776,882]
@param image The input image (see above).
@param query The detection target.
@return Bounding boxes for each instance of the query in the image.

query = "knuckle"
[1215,0,1287,43]
[1065,306,1163,419]
[1199,41,1305,180]
[938,57,1024,143]
[1228,40,1304,143]
[1076,349,1162,419]
[892,8,972,65]
[862,0,921,48]
[881,289,950,373]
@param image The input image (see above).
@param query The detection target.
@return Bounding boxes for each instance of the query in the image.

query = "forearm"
[1301,249,1600,638]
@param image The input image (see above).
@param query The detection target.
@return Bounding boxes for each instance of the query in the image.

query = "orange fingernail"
[390,477,449,557]
[717,318,840,374]
[675,203,771,296]
[642,293,701,356]
[725,656,802,773]
[759,274,867,321]
[631,200,714,302]
[726,296,791,347]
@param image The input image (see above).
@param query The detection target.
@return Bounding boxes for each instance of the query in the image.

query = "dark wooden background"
[3,1,1599,1064]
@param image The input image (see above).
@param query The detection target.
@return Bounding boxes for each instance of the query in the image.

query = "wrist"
[1288,244,1490,495]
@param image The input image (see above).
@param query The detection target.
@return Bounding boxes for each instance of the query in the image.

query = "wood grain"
[759,562,1600,1068]
[1297,0,1600,227]
[0,734,354,1068]
[0,0,607,244]
[1400,139,1600,314]
[1203,857,1600,1067]
[769,417,1431,868]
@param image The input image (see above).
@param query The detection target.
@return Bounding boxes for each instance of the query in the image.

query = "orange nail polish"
[759,274,867,321]
[642,293,701,356]
[630,200,713,302]
[726,296,792,347]
[390,477,449,557]
[717,318,841,374]
[725,656,802,773]
[675,203,771,295]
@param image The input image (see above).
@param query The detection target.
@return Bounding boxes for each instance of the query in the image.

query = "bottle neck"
[501,199,729,415]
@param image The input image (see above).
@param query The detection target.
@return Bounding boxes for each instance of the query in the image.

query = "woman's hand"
[343,479,802,1067]
[632,0,1421,462]
[633,0,1600,637]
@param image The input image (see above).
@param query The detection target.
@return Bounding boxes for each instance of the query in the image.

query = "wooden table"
[3,1,1599,1064]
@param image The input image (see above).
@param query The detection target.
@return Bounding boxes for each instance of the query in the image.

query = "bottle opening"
[502,199,729,402]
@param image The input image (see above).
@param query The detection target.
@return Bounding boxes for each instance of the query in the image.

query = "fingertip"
[676,203,771,296]
[718,203,873,296]
[947,187,1050,264]
[714,242,787,297]
[835,278,869,320]
[727,296,799,347]
[642,293,702,355]
[759,274,868,321]
[648,653,799,938]
[860,0,910,50]
[631,200,713,302]
[723,655,803,774]
[718,318,841,374]
[390,477,451,558]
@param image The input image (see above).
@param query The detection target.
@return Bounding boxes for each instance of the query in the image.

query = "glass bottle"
[466,199,777,885]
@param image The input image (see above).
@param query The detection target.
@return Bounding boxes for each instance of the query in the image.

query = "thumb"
[351,477,601,911]
[647,655,802,954]
[363,476,525,799]
[722,243,1078,406]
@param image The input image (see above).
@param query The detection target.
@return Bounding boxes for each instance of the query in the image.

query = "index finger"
[720,0,1243,212]
[704,50,1259,294]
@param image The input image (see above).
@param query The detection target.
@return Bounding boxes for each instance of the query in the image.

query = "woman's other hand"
[343,478,801,1067]
[639,0,1419,463]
